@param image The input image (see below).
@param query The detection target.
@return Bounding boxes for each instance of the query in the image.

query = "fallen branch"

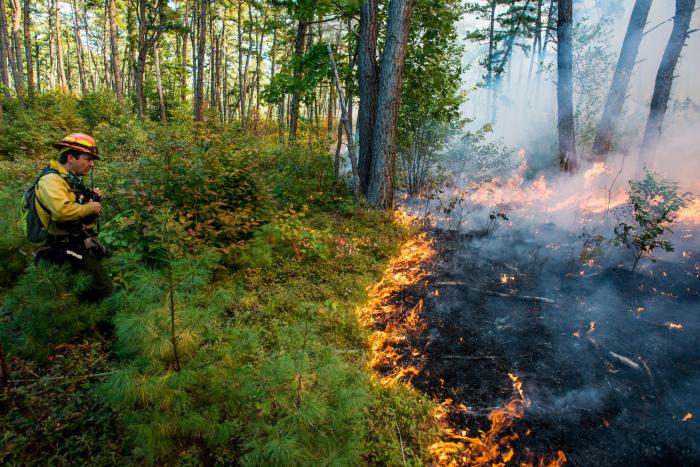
[434,282,557,303]
[608,352,641,371]
[443,355,501,360]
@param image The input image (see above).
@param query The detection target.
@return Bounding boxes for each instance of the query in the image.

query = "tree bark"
[55,0,67,91]
[638,0,695,170]
[154,44,166,122]
[179,0,189,104]
[328,44,360,200]
[288,18,307,142]
[556,0,577,172]
[9,0,23,100]
[194,0,206,121]
[358,0,378,195]
[101,3,112,91]
[22,0,33,100]
[236,0,246,129]
[592,0,653,161]
[0,0,10,97]
[69,0,88,95]
[366,0,414,209]
[109,0,123,101]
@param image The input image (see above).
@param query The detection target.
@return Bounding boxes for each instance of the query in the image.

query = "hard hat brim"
[53,142,100,159]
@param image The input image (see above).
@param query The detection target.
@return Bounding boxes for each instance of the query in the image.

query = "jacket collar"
[49,159,82,186]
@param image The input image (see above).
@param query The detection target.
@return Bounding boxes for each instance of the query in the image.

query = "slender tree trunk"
[556,0,577,172]
[109,0,123,101]
[244,1,254,128]
[194,0,206,121]
[328,44,360,200]
[34,31,39,92]
[9,0,23,100]
[236,0,246,128]
[135,0,147,119]
[180,0,188,104]
[0,0,10,97]
[154,44,166,122]
[267,23,276,122]
[358,0,378,196]
[366,0,414,209]
[638,0,695,170]
[288,18,307,141]
[101,4,112,90]
[55,0,67,91]
[592,0,653,161]
[69,0,87,95]
[254,6,267,132]
[22,0,33,100]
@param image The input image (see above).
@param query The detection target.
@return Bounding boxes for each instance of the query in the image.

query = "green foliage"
[0,170,30,292]
[0,263,109,360]
[614,171,691,272]
[263,42,333,106]
[398,0,466,196]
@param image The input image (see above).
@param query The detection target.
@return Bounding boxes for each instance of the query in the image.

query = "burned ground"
[378,224,700,466]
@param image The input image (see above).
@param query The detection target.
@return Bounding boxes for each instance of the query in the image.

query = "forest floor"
[371,223,700,466]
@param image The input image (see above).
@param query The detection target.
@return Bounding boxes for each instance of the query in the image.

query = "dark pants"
[35,242,113,302]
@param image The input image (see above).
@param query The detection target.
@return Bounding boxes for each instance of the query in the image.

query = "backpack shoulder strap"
[33,168,61,215]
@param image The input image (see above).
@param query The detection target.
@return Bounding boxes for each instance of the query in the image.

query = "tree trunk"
[9,0,23,100]
[0,0,10,97]
[109,0,123,101]
[556,0,577,172]
[23,0,33,100]
[180,0,189,104]
[592,0,653,161]
[366,0,414,209]
[154,44,166,122]
[236,0,246,129]
[69,0,87,95]
[638,0,695,170]
[101,3,112,91]
[135,0,147,119]
[358,0,378,195]
[288,18,307,141]
[328,44,360,200]
[194,0,206,121]
[55,0,67,91]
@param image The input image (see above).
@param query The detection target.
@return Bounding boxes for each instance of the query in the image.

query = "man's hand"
[93,187,103,197]
[87,200,103,216]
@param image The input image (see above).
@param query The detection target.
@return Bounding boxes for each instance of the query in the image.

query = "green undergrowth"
[0,92,439,465]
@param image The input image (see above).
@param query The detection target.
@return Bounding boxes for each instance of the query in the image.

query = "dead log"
[585,336,641,371]
[608,351,641,371]
[433,282,556,304]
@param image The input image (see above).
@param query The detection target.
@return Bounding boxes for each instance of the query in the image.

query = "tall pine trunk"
[358,0,378,195]
[0,0,9,98]
[366,0,414,209]
[236,0,246,129]
[22,0,33,100]
[55,0,67,91]
[592,0,653,161]
[109,0,123,101]
[288,18,306,141]
[194,0,206,121]
[154,44,166,122]
[638,0,695,170]
[69,0,87,95]
[556,0,577,172]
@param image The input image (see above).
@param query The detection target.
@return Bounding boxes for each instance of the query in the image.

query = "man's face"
[68,153,96,176]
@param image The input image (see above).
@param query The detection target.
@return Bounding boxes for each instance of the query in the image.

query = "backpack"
[22,168,59,244]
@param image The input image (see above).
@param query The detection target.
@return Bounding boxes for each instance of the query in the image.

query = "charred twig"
[443,355,501,360]
[469,287,557,304]
[608,352,641,371]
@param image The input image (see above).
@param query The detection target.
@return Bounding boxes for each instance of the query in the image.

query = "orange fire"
[664,322,684,330]
[429,374,566,466]
[586,321,597,334]
[682,413,693,422]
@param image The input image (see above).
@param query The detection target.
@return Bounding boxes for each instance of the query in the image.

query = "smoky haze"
[457,0,700,186]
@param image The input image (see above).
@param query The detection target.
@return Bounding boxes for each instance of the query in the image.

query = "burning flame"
[682,413,693,422]
[429,373,566,466]
[664,322,684,330]
[586,321,597,334]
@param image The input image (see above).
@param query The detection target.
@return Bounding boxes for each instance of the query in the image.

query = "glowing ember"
[587,321,597,334]
[665,322,684,330]
[682,413,693,422]
[573,330,582,337]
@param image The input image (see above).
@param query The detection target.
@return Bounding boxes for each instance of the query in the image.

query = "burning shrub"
[614,170,692,272]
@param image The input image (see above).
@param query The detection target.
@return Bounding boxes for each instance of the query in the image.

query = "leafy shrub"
[614,170,691,272]
[78,91,128,130]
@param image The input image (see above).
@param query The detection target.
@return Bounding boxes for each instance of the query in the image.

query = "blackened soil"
[390,226,700,466]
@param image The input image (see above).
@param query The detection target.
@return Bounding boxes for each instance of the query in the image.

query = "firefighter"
[34,133,113,301]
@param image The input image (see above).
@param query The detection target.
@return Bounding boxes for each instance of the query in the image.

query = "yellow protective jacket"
[35,159,97,236]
